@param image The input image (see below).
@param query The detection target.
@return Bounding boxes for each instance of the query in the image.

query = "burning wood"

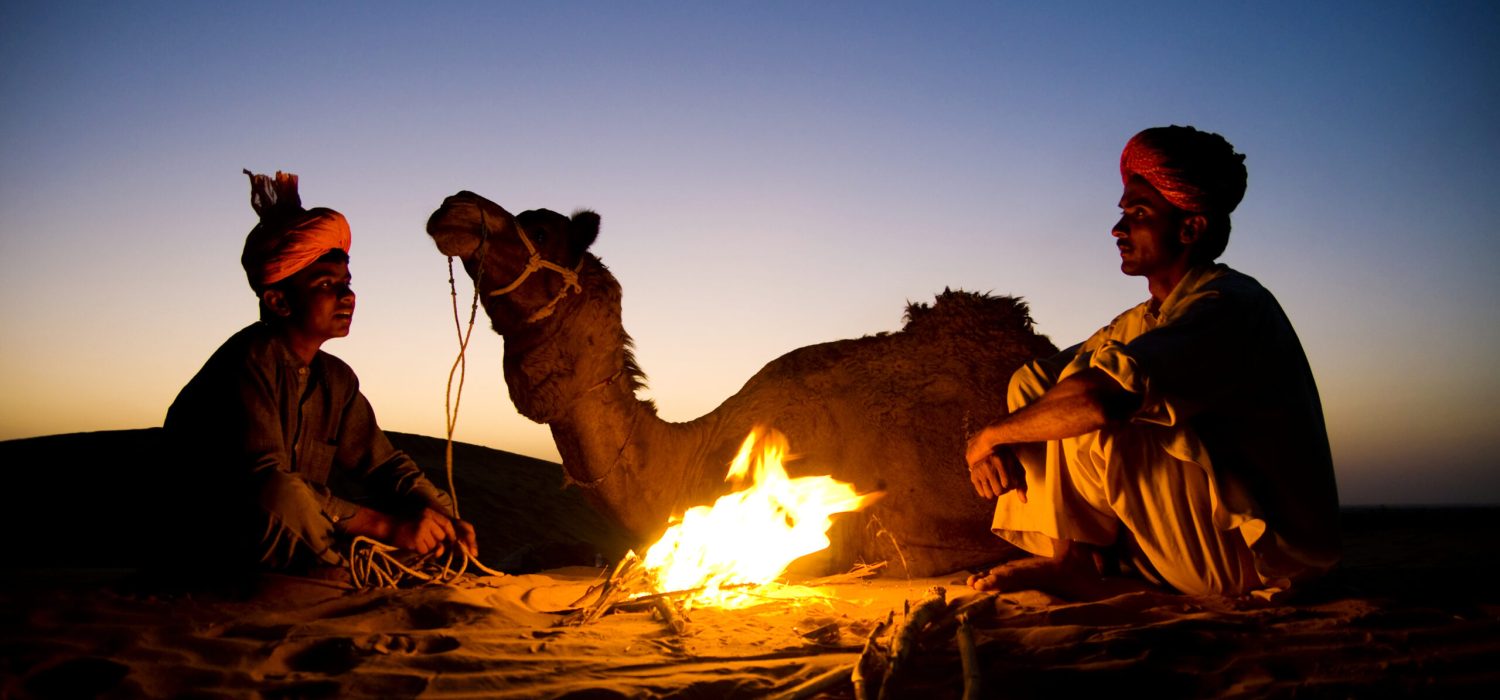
[555,426,894,651]
[651,595,689,635]
[566,427,884,627]
[638,427,883,608]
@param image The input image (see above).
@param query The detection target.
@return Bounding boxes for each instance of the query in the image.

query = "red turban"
[240,171,352,292]
[1120,126,1247,215]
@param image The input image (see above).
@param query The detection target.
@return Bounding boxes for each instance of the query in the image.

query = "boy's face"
[265,259,356,342]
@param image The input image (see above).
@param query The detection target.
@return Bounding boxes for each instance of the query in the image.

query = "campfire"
[639,427,883,608]
[553,429,986,698]
[570,427,882,621]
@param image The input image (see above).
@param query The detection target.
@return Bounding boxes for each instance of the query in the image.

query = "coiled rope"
[346,208,505,588]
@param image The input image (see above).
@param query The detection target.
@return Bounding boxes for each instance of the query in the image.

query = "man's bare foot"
[967,556,1077,593]
[967,545,1160,600]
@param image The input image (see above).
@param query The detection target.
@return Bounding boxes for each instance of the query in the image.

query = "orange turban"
[240,171,352,292]
[1120,126,1247,215]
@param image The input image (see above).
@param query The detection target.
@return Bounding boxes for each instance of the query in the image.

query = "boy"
[165,171,476,576]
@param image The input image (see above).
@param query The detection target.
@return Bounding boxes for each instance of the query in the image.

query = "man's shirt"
[1038,264,1341,579]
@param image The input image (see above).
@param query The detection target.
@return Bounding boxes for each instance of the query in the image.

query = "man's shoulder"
[313,349,360,390]
[1201,264,1273,298]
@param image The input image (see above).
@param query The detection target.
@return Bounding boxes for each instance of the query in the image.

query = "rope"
[344,206,589,589]
[481,218,585,324]
[342,208,506,590]
[348,535,508,589]
[442,207,493,520]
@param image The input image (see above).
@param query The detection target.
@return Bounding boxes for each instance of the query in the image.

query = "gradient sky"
[2,1,1497,505]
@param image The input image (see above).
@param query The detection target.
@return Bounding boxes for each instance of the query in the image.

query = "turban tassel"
[240,170,351,292]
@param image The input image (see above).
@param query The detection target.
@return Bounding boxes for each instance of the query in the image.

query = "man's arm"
[965,368,1140,500]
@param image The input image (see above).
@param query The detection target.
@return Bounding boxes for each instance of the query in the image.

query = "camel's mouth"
[426,192,491,259]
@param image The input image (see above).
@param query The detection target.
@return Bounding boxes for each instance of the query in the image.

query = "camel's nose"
[427,203,483,258]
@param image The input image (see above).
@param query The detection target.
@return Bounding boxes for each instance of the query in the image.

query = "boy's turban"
[240,170,351,292]
[1120,126,1248,215]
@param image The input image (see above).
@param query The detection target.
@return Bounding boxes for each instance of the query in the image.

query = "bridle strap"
[482,216,585,324]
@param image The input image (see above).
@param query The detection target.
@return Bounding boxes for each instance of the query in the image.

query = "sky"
[2,1,1497,506]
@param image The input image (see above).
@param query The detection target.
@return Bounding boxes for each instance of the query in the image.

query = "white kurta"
[992,264,1340,595]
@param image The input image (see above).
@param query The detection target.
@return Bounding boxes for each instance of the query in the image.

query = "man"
[165,170,477,577]
[965,127,1339,597]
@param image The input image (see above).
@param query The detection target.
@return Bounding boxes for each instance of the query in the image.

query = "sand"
[3,431,1498,698]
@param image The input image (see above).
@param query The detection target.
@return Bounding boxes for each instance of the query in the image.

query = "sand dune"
[3,431,1498,698]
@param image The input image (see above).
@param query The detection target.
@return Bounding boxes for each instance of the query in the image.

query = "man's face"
[1112,175,1189,279]
[275,259,356,342]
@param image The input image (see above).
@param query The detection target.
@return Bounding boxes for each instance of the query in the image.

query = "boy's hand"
[392,507,479,558]
[453,518,479,559]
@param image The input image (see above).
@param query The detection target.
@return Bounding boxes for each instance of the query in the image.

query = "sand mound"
[3,432,1498,697]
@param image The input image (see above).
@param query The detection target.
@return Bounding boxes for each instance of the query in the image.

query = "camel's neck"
[494,258,721,539]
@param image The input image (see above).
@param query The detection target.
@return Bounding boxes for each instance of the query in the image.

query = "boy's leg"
[253,470,346,571]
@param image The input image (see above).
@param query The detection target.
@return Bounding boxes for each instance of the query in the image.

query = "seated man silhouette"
[965,127,1339,597]
[165,171,477,578]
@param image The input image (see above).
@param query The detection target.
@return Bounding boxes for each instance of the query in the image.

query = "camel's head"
[427,191,600,329]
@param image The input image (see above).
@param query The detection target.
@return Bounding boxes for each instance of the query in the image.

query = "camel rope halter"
[483,215,585,324]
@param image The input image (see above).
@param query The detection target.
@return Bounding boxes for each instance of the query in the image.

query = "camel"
[426,192,1058,577]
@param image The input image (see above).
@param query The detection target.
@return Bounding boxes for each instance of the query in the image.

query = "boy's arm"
[338,504,477,557]
[335,389,478,555]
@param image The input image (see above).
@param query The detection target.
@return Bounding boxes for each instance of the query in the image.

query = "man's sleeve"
[1087,289,1268,428]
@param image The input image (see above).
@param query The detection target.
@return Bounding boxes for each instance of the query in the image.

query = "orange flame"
[639,427,881,608]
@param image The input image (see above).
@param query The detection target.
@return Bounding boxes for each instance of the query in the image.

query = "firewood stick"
[920,592,997,641]
[806,561,888,586]
[957,612,981,700]
[878,586,947,700]
[571,550,640,608]
[625,581,758,605]
[766,664,854,700]
[575,551,647,625]
[653,596,688,635]
[852,611,893,700]
[571,557,626,609]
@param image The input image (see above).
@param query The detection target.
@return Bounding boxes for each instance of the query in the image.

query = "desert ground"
[3,430,1497,698]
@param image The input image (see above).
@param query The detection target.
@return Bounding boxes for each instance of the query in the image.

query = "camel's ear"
[568,210,600,258]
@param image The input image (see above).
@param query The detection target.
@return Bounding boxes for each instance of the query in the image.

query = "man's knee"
[1007,361,1056,412]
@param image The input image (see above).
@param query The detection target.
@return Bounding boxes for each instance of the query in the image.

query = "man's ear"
[1179,214,1207,247]
[261,288,293,318]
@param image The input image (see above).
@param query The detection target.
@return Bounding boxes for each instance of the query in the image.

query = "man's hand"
[390,507,479,558]
[966,435,1028,502]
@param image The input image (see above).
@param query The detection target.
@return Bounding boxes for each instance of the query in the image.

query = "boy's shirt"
[166,322,453,523]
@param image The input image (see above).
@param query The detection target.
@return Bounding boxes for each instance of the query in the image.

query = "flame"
[639,427,881,608]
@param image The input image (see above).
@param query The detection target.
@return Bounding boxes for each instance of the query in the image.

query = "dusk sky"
[2,1,1496,505]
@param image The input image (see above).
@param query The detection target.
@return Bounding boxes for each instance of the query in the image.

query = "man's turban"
[240,170,352,292]
[1120,126,1248,215]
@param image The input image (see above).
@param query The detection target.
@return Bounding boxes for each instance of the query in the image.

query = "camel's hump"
[901,289,1042,337]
